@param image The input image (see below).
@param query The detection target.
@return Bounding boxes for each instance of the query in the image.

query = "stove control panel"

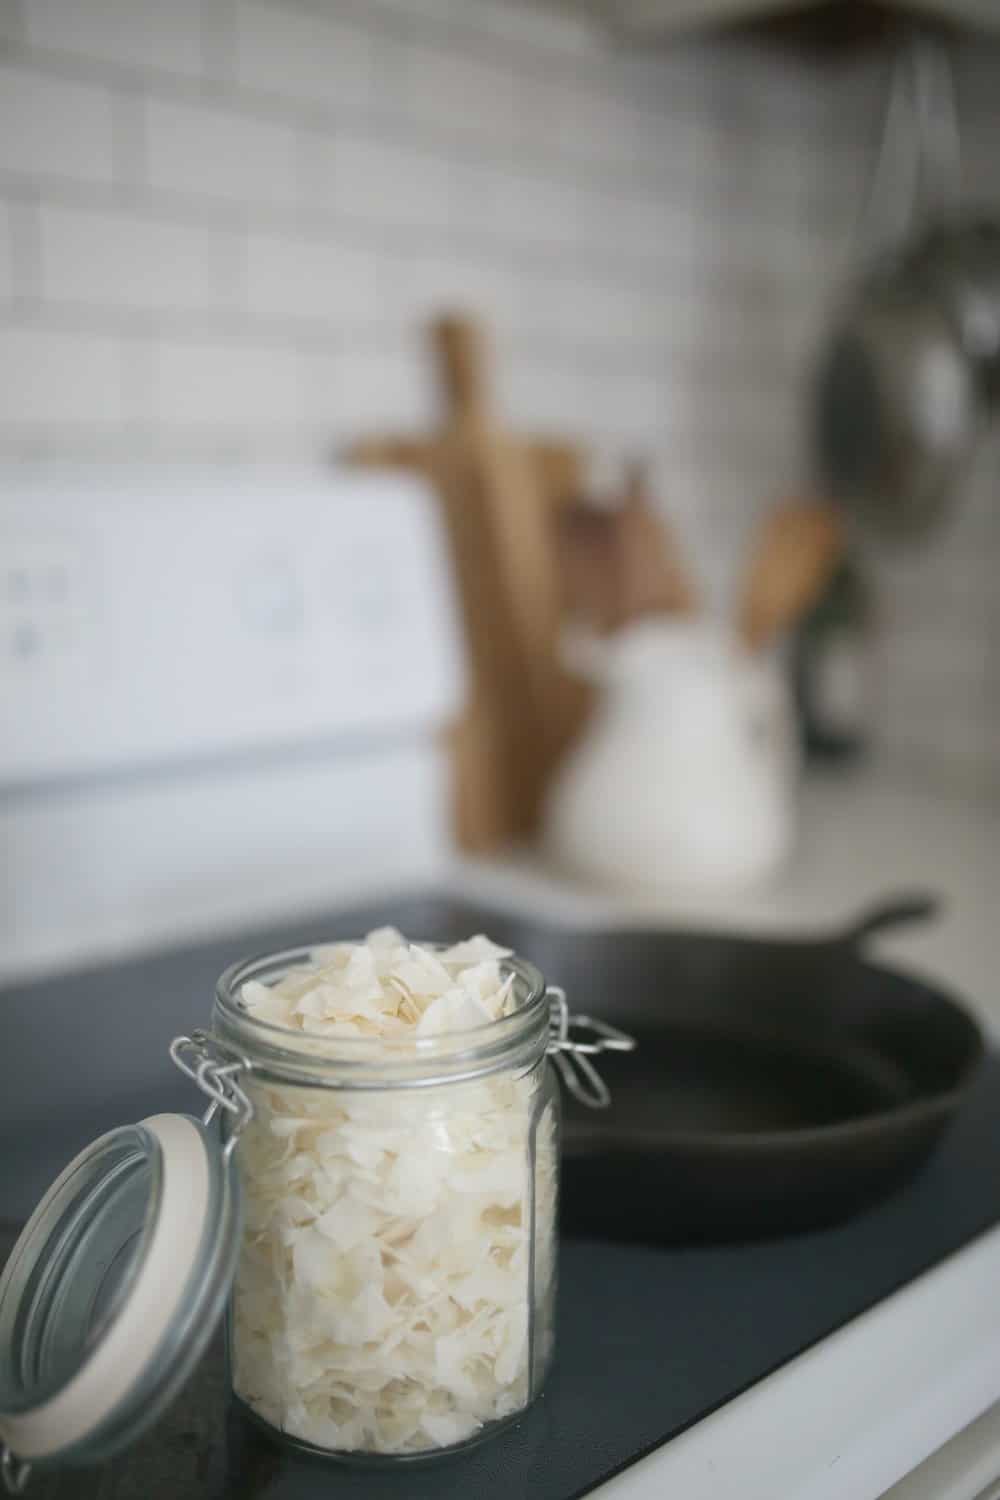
[0,465,463,786]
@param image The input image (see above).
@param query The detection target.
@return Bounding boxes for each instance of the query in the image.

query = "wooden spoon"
[558,462,699,634]
[616,461,699,625]
[737,500,844,652]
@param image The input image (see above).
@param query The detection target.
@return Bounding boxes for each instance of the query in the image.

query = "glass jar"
[0,942,631,1492]
[210,945,561,1460]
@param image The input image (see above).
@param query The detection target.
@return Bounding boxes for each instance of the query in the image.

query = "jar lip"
[213,942,549,1071]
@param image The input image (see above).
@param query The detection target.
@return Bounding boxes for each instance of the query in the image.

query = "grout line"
[0,171,851,300]
[201,0,237,84]
[7,183,41,307]
[0,425,323,458]
[0,297,804,398]
[214,204,250,317]
[111,86,148,202]
[120,335,155,431]
[281,0,847,137]
[0,0,23,47]
[0,38,875,213]
[294,128,318,226]
[0,425,848,476]
[0,11,722,141]
[297,339,337,454]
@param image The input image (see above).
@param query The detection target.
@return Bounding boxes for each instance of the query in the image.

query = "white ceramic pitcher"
[544,618,798,892]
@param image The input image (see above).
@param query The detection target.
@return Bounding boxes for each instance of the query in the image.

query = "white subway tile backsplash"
[458,0,601,59]
[304,338,434,438]
[39,202,236,313]
[244,227,380,326]
[234,0,375,118]
[0,63,114,184]
[499,355,592,432]
[380,250,517,335]
[473,165,584,250]
[144,95,300,208]
[539,275,649,347]
[0,201,12,301]
[880,706,996,785]
[297,344,338,440]
[308,132,457,231]
[395,37,522,147]
[599,373,674,442]
[0,0,994,780]
[23,0,206,78]
[543,76,600,164]
[151,335,301,428]
[373,0,459,25]
[581,94,650,172]
[0,0,22,40]
[879,558,997,636]
[614,194,680,263]
[0,324,123,424]
[573,188,689,274]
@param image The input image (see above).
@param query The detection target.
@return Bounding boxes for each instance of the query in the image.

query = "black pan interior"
[556,937,982,1147]
[569,1020,915,1140]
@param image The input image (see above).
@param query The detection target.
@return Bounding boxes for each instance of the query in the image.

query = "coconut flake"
[239,930,520,1038]
[415,988,494,1036]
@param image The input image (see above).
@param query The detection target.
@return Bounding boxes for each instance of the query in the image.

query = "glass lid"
[0,1113,241,1492]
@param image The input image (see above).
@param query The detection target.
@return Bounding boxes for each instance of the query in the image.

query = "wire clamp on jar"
[1,1445,30,1496]
[169,1032,253,1156]
[546,986,635,1109]
[0,1448,27,1496]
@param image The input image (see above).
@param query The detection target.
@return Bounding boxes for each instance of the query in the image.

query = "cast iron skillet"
[549,894,985,1244]
[0,889,981,1247]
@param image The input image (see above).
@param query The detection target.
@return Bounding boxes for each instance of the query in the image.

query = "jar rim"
[212,942,550,1087]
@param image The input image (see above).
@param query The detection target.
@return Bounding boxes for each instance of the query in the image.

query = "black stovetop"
[4,895,1000,1499]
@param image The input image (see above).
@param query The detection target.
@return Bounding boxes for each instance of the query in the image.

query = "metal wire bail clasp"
[1,1446,30,1496]
[546,986,636,1109]
[170,1031,253,1158]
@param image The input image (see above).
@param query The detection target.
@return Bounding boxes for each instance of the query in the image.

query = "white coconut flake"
[239,933,519,1036]
[231,931,557,1456]
[415,988,494,1036]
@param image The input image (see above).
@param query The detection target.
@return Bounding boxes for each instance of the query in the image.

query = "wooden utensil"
[347,313,590,850]
[737,500,844,653]
[616,462,699,625]
[432,316,561,844]
[347,434,584,510]
[558,463,699,635]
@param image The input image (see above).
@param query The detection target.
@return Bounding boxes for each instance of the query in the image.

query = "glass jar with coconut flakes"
[0,932,632,1491]
[174,929,634,1462]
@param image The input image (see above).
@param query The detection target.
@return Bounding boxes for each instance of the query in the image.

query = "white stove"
[0,462,462,979]
[3,461,999,1500]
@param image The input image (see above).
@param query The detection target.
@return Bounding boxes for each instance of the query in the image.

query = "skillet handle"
[841,893,941,946]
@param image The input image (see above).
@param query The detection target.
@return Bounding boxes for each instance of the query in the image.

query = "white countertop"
[455,763,1000,1500]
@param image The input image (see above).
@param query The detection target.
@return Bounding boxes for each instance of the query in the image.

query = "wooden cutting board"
[347,314,590,851]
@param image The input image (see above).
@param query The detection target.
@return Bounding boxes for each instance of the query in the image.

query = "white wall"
[0,0,996,785]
